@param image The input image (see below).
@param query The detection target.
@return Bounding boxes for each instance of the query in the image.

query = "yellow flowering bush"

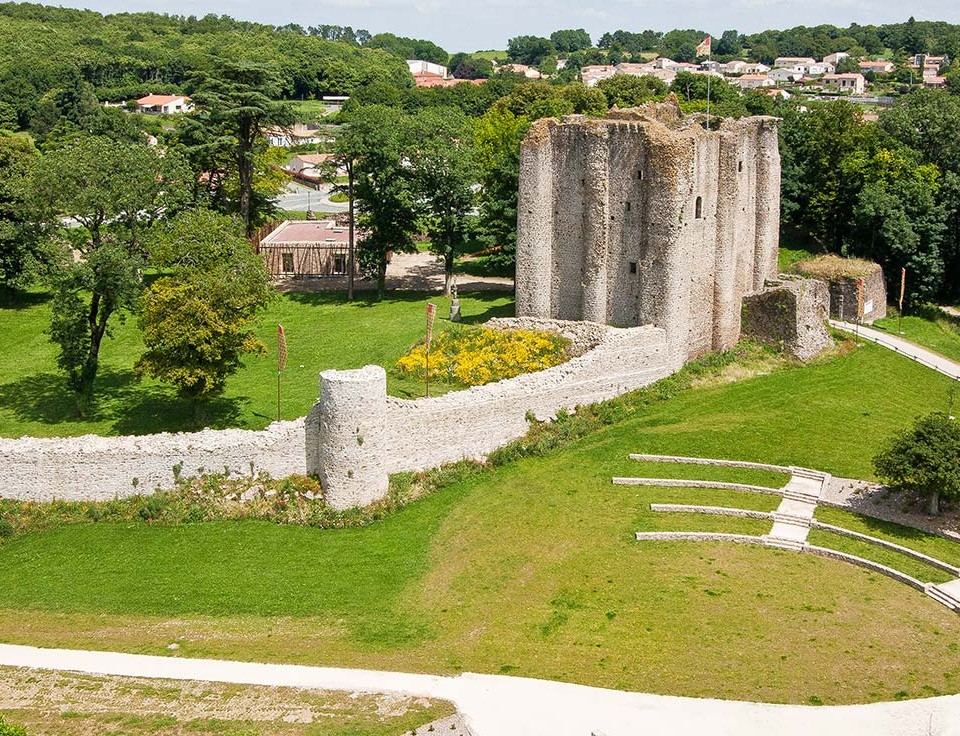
[395,326,570,386]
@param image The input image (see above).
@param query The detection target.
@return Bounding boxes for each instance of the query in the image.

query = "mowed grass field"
[0,290,512,438]
[873,306,960,364]
[2,342,959,704]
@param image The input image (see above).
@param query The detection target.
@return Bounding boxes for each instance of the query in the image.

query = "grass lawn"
[2,342,959,704]
[0,290,513,438]
[872,306,960,364]
[288,99,331,122]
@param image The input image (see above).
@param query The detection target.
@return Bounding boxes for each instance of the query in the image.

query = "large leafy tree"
[874,412,960,515]
[0,134,40,298]
[337,105,419,299]
[137,209,274,415]
[410,108,479,295]
[26,136,191,415]
[187,60,295,235]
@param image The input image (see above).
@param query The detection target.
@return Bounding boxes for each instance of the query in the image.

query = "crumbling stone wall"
[741,276,831,361]
[0,323,677,509]
[795,256,887,323]
[516,99,781,363]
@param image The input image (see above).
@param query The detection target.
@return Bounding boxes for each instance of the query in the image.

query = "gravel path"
[2,644,960,735]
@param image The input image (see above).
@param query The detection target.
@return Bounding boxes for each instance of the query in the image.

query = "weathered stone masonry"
[516,101,781,362]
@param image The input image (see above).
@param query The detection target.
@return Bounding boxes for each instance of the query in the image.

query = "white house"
[768,68,803,84]
[406,60,448,78]
[581,65,616,87]
[859,60,895,74]
[774,56,815,68]
[736,74,775,89]
[823,52,849,66]
[821,73,866,94]
[136,94,192,114]
[799,62,835,76]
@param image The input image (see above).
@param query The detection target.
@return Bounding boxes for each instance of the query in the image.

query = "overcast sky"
[51,0,960,53]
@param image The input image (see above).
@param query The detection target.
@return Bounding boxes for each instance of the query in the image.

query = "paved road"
[274,182,347,213]
[830,319,960,380]
[1,643,959,735]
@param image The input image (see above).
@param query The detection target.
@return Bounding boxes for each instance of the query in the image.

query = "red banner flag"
[899,267,906,309]
[696,36,711,57]
[278,325,287,372]
[857,278,865,319]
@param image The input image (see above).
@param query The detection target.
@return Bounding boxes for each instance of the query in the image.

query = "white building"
[821,73,866,94]
[406,60,448,78]
[774,56,815,68]
[136,94,192,114]
[768,68,803,84]
[823,52,849,66]
[736,74,775,89]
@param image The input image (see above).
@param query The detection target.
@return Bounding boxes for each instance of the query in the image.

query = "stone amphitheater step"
[772,511,813,526]
[927,579,960,611]
[762,535,806,552]
[781,488,820,504]
[789,466,827,480]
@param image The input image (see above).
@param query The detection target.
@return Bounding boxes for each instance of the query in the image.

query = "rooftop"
[260,220,350,246]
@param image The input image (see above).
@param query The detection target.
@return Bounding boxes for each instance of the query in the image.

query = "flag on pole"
[695,35,711,58]
[899,267,906,309]
[278,325,287,372]
[426,303,437,346]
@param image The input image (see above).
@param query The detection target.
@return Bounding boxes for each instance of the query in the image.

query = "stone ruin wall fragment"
[516,103,781,363]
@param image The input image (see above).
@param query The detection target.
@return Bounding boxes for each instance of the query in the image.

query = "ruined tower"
[515,99,781,362]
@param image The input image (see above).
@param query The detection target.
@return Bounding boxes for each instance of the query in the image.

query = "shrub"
[0,517,13,538]
[394,325,569,386]
[0,714,26,736]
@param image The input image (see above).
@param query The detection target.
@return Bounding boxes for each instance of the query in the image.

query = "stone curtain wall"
[0,321,678,509]
[0,422,307,502]
[516,101,781,364]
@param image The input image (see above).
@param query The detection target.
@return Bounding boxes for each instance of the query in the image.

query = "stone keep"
[516,100,781,362]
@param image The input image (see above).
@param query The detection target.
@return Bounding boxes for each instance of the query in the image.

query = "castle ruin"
[516,99,781,362]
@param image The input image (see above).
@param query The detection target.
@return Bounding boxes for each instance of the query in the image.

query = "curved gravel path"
[1,643,959,735]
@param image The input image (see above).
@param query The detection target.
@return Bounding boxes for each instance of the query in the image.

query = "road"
[274,182,348,213]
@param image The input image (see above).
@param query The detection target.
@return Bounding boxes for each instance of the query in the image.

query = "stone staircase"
[926,580,960,611]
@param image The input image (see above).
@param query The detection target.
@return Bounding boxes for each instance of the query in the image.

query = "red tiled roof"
[137,94,189,105]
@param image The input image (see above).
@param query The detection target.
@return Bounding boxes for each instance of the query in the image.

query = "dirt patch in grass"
[0,666,453,736]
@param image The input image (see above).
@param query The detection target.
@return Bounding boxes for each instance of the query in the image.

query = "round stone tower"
[316,365,388,510]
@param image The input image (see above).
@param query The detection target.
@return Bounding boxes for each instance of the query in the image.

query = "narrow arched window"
[695,196,703,219]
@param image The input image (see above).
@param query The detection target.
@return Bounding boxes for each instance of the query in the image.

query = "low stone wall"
[0,322,679,508]
[0,421,307,502]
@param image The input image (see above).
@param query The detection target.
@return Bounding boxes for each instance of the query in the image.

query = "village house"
[406,59,448,78]
[736,74,775,89]
[581,64,616,87]
[859,60,895,74]
[923,76,948,88]
[774,56,815,68]
[498,63,543,78]
[821,73,866,94]
[768,67,803,84]
[265,122,325,147]
[136,94,192,114]
[798,61,835,76]
[285,153,335,177]
[823,52,849,66]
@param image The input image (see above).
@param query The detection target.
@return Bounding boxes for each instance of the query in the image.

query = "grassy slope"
[0,291,513,437]
[873,307,960,365]
[2,343,959,704]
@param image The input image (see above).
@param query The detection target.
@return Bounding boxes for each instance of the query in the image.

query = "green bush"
[0,518,13,538]
[0,714,26,736]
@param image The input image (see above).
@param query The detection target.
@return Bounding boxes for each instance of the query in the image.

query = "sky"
[50,0,960,53]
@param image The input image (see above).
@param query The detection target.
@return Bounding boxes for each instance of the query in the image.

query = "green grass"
[288,99,331,122]
[2,341,960,704]
[872,305,960,364]
[806,529,956,584]
[815,505,960,568]
[778,246,816,272]
[0,290,514,437]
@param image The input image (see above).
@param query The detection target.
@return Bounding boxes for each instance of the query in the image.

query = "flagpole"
[276,325,287,421]
[706,45,711,128]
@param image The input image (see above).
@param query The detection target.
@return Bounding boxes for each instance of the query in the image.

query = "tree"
[874,412,960,515]
[337,105,419,299]
[26,136,191,415]
[507,36,556,67]
[410,108,479,295]
[137,209,274,414]
[550,29,592,54]
[596,75,667,108]
[0,134,40,298]
[714,30,742,57]
[189,60,295,235]
[474,106,530,271]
